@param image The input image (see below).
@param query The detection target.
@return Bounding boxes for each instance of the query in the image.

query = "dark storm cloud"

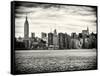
[15,1,97,19]
[14,2,54,17]
[15,1,61,9]
[14,1,65,17]
[14,1,39,8]
[15,9,32,14]
[15,14,23,18]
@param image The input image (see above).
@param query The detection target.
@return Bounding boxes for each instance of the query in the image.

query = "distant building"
[71,39,81,49]
[89,33,97,49]
[82,27,89,48]
[84,37,90,49]
[41,32,47,38]
[24,15,29,39]
[31,33,35,38]
[17,37,24,42]
[15,37,25,50]
[78,33,83,48]
[79,38,83,48]
[48,32,53,47]
[66,34,72,49]
[58,33,65,49]
[71,32,77,39]
[71,32,83,49]
[64,33,67,49]
[41,32,48,47]
[78,33,82,38]
[82,27,89,37]
[24,15,29,48]
[53,29,59,49]
[64,33,72,49]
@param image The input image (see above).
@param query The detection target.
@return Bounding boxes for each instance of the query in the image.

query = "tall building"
[66,34,71,49]
[71,32,81,49]
[24,15,29,39]
[48,32,53,46]
[78,33,83,48]
[24,15,29,48]
[82,27,89,48]
[41,32,48,47]
[87,27,89,35]
[64,33,68,49]
[53,29,59,49]
[58,33,65,49]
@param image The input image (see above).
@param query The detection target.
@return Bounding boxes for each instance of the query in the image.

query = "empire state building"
[24,15,29,48]
[24,15,29,39]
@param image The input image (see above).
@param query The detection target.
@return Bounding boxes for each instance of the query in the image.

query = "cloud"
[15,2,97,37]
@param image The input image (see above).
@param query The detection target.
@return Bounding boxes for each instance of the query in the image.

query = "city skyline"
[12,2,97,74]
[15,2,97,38]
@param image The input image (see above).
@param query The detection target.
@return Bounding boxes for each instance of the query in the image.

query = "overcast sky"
[15,2,97,38]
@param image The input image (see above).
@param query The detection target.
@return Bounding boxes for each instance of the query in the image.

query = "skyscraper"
[53,29,59,49]
[58,33,65,49]
[24,15,29,48]
[64,33,68,49]
[41,32,48,47]
[24,15,29,39]
[82,27,89,48]
[87,27,89,35]
[48,33,53,46]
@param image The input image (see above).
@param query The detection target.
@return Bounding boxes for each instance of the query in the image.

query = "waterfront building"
[58,33,65,49]
[48,32,53,47]
[53,29,59,49]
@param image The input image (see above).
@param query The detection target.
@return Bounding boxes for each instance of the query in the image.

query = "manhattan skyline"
[15,2,97,38]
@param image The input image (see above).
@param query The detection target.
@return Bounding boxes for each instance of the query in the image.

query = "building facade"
[53,29,59,49]
[58,33,65,49]
[48,32,53,47]
[31,33,35,38]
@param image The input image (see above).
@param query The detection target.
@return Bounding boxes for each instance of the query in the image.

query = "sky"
[15,2,97,38]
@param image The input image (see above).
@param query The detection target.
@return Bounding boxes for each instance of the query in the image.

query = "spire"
[87,26,89,35]
[25,14,29,24]
[25,14,28,21]
[87,26,89,31]
[54,29,57,34]
[54,24,57,34]
[24,13,29,39]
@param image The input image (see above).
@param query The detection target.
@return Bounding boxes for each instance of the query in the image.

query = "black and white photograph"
[11,1,97,74]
